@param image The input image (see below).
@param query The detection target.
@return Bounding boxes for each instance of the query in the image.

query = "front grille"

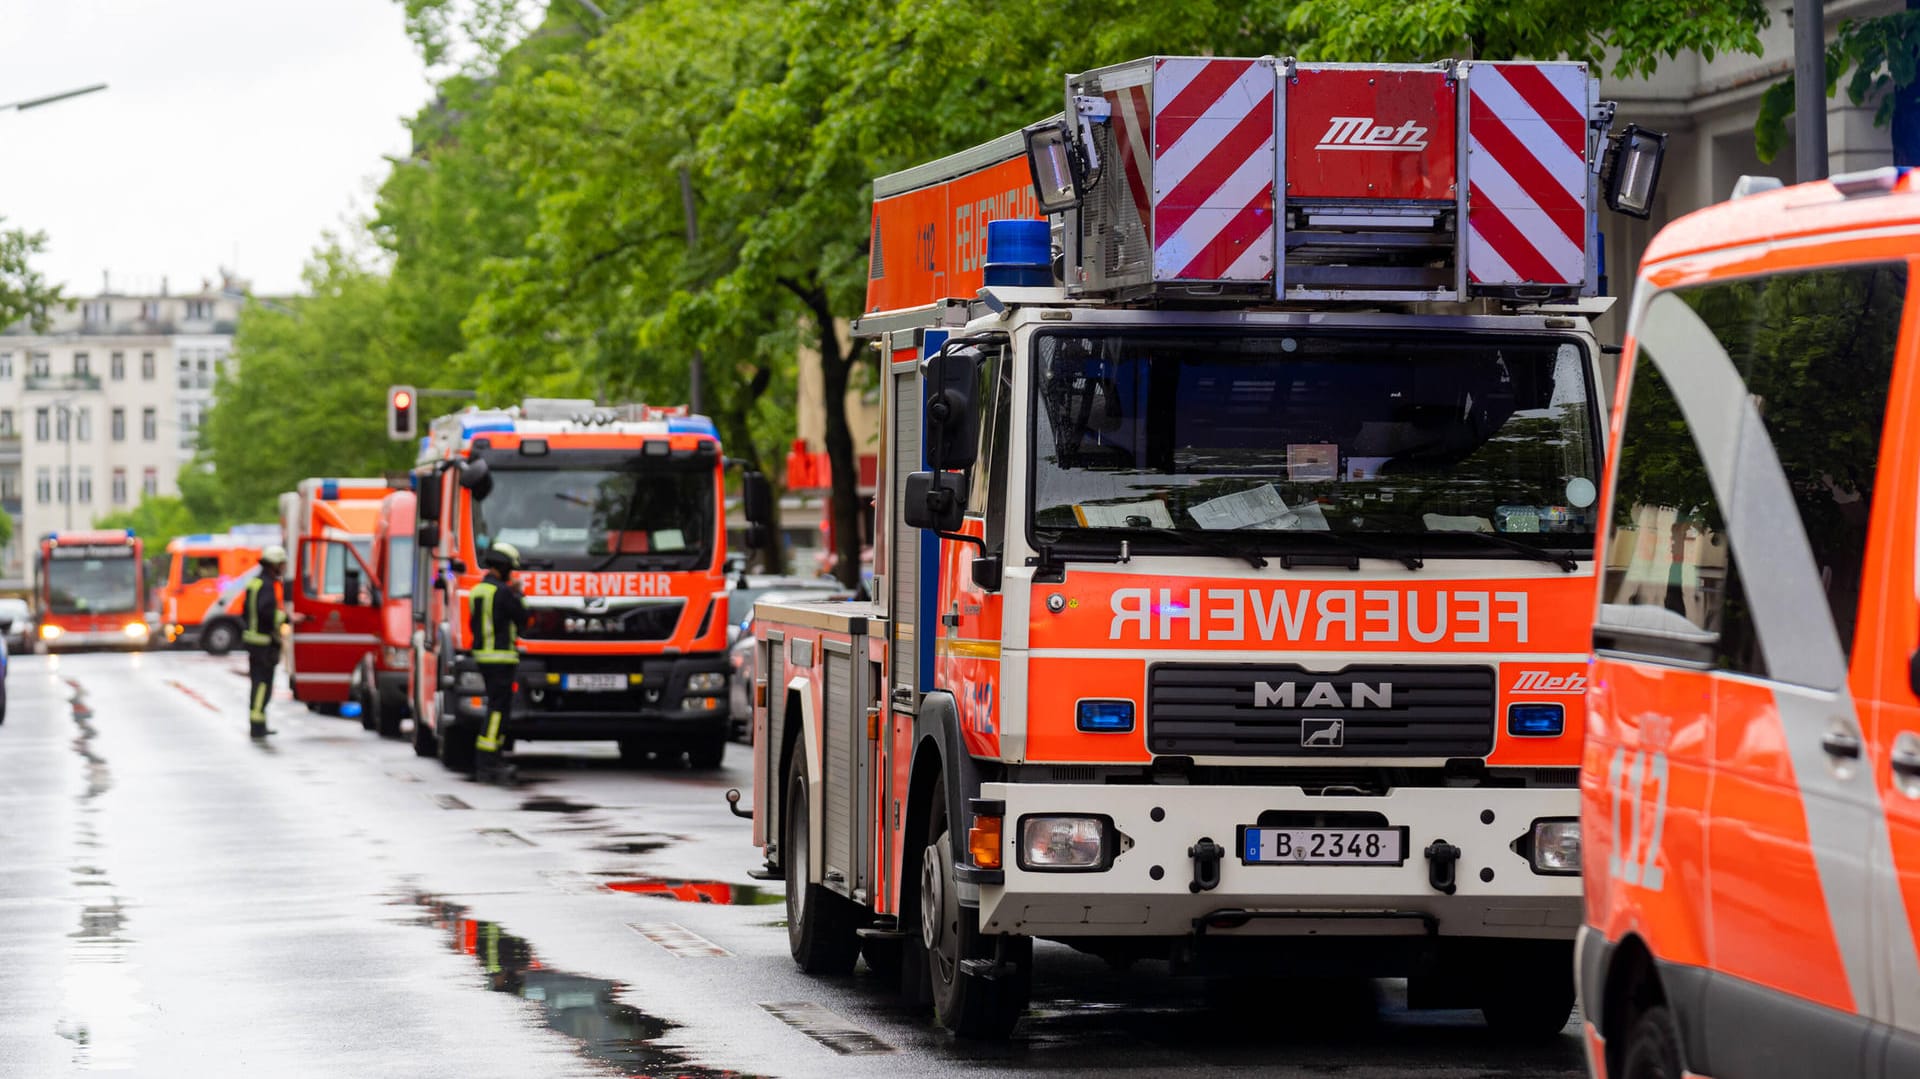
[1148,664,1495,758]
[521,599,684,642]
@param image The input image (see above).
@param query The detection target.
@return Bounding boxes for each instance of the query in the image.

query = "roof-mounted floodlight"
[1605,124,1667,219]
[1023,96,1111,213]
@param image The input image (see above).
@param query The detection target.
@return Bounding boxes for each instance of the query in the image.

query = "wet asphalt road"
[0,651,1587,1077]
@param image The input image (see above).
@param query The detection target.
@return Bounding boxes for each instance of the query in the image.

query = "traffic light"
[387,385,416,440]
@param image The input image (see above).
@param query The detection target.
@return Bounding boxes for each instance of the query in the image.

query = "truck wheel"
[688,735,726,771]
[1479,945,1575,1040]
[411,708,438,758]
[438,720,477,773]
[202,620,239,656]
[1620,1005,1683,1079]
[376,692,406,740]
[357,685,378,732]
[784,752,860,974]
[923,776,1030,1039]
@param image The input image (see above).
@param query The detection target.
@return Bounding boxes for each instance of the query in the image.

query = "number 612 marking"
[1608,747,1669,891]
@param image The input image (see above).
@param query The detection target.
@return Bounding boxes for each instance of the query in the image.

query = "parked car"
[725,577,851,741]
[0,610,12,723]
[0,598,29,652]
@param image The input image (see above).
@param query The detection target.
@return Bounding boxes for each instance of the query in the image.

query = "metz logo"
[1317,116,1430,152]
[1510,670,1588,695]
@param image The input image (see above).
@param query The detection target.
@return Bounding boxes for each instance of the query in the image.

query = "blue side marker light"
[1507,703,1566,737]
[1076,700,1135,733]
[340,701,363,719]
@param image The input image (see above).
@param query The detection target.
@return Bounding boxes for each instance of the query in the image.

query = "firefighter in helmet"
[470,541,527,782]
[243,545,289,738]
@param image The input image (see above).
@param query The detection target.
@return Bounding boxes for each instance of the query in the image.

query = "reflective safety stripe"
[474,650,518,664]
[477,710,504,753]
[473,581,497,654]
[250,682,269,721]
[243,632,272,646]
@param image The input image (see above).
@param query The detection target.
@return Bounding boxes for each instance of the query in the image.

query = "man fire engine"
[742,55,1665,1039]
[1578,169,1920,1076]
[409,399,733,773]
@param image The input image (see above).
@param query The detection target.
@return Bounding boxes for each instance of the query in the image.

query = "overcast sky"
[0,0,431,297]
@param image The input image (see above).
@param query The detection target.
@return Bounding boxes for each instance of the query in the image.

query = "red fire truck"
[36,529,149,650]
[741,55,1665,1038]
[350,490,417,739]
[278,477,395,711]
[409,399,733,772]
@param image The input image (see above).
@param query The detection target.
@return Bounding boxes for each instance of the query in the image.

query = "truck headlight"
[1527,818,1582,875]
[39,624,62,641]
[123,622,149,639]
[456,670,486,692]
[1018,815,1109,871]
[686,671,726,693]
[382,645,409,668]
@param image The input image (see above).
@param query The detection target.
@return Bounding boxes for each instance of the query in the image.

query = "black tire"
[1620,1005,1684,1079]
[1480,947,1575,1040]
[202,620,240,656]
[376,690,406,740]
[618,740,651,766]
[357,683,378,732]
[688,735,726,770]
[411,705,439,758]
[438,719,476,773]
[784,752,861,974]
[923,776,1030,1039]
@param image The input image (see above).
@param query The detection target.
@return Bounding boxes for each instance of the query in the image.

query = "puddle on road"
[57,679,144,1069]
[408,894,753,1077]
[603,878,781,906]
[519,795,600,814]
[592,837,673,856]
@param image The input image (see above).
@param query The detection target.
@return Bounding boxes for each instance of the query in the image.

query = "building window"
[195,356,211,388]
[29,352,48,378]
[111,468,127,505]
[142,467,157,497]
[82,300,110,323]
[178,404,197,450]
[142,407,156,441]
[76,467,91,504]
[111,407,125,441]
[74,407,90,442]
[0,471,18,501]
[0,410,12,438]
[110,351,124,380]
[185,299,213,320]
[141,351,154,380]
[34,408,48,442]
[177,356,191,390]
[0,352,11,378]
[73,351,90,377]
[54,408,68,443]
[56,467,68,504]
[35,468,50,504]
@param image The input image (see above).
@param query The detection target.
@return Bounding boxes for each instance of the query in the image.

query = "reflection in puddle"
[520,796,600,814]
[604,878,782,906]
[57,680,144,1070]
[409,894,750,1077]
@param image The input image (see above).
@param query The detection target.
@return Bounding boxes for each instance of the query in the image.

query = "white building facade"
[0,278,245,589]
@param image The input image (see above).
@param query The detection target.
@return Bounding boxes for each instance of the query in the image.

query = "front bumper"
[978,782,1580,940]
[41,629,150,650]
[450,653,731,742]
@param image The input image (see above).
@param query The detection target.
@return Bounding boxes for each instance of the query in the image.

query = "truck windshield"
[473,466,714,569]
[46,548,140,614]
[1030,329,1600,556]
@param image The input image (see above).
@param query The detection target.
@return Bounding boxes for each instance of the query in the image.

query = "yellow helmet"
[483,542,521,572]
[260,545,288,566]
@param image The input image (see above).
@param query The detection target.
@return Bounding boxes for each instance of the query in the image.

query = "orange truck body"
[748,54,1650,1038]
[159,532,268,651]
[278,477,396,705]
[349,490,417,738]
[36,529,147,650]
[1578,168,1920,1075]
[407,400,732,770]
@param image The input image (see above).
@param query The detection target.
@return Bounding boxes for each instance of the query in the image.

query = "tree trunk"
[786,277,865,590]
[718,369,787,575]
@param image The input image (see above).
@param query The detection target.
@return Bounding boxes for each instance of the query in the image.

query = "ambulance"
[1578,168,1920,1076]
[158,530,270,653]
[408,399,733,772]
[741,55,1665,1038]
[278,477,396,711]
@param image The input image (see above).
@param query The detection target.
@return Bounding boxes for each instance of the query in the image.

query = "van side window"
[1603,361,1765,676]
[1668,263,1904,659]
[187,556,221,583]
[967,344,1014,554]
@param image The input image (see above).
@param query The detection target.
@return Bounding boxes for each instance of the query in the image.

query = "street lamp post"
[1,83,108,115]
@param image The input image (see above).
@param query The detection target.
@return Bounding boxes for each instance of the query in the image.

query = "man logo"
[1253,680,1392,709]
[1301,718,1345,748]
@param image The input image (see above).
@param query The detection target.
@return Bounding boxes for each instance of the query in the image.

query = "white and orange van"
[1579,167,1920,1076]
[159,531,270,653]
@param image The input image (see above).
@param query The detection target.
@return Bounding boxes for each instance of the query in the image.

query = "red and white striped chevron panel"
[1465,62,1591,287]
[1149,57,1277,282]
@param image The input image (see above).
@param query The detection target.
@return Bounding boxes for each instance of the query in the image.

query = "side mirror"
[742,470,772,550]
[924,345,982,471]
[458,458,492,500]
[903,471,967,533]
[1605,124,1666,219]
[342,566,363,607]
[416,467,443,522]
[970,554,1003,592]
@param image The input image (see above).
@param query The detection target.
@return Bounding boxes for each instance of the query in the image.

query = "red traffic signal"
[387,384,417,440]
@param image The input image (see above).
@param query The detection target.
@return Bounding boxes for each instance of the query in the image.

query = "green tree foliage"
[1284,0,1769,77]
[1756,6,1920,166]
[94,495,201,556]
[0,219,63,332]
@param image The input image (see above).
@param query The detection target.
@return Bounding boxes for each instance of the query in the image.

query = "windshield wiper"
[1443,530,1580,572]
[1270,530,1424,572]
[1130,528,1268,569]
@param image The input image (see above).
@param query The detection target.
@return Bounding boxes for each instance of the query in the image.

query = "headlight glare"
[1020,815,1107,870]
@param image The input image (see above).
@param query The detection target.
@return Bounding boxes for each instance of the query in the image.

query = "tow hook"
[1188,837,1225,893]
[724,788,752,819]
[1424,839,1461,895]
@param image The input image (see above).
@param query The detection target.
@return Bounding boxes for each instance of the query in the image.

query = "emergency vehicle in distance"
[408,399,733,773]
[278,477,397,711]
[740,55,1665,1039]
[350,489,416,739]
[1578,169,1920,1076]
[36,529,149,650]
[158,528,275,653]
